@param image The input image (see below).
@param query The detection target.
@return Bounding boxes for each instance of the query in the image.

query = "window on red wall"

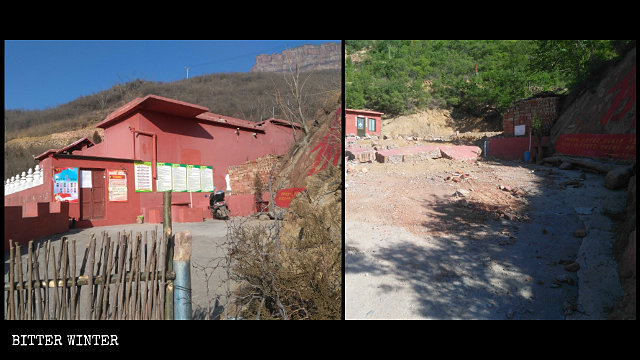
[368,118,376,132]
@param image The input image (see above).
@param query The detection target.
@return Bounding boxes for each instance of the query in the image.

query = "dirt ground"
[345,133,626,319]
[346,156,537,236]
[380,108,501,138]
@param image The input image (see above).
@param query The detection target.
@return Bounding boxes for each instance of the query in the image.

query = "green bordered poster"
[200,166,214,192]
[187,164,201,192]
[172,163,187,192]
[134,161,153,192]
[156,162,173,192]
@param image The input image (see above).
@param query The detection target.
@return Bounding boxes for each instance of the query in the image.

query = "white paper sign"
[187,165,201,192]
[514,124,526,136]
[200,166,214,192]
[156,162,173,192]
[81,170,92,188]
[172,164,187,192]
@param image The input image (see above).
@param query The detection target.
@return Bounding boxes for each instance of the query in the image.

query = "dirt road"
[345,152,624,319]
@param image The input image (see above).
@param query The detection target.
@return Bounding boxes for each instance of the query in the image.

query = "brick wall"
[227,154,282,195]
[502,97,560,136]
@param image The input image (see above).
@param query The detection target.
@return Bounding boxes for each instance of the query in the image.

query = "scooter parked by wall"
[209,190,230,220]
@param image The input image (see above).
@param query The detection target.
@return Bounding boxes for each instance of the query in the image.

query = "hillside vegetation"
[345,40,634,119]
[4,69,340,176]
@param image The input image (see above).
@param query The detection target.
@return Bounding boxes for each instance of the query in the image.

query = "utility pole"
[185,66,190,79]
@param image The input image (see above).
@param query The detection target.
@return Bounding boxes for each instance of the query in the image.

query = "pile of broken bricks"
[346,143,483,164]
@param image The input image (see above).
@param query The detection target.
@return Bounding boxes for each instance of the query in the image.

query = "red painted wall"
[345,109,383,136]
[555,133,636,159]
[487,136,550,161]
[126,110,291,192]
[257,120,299,154]
[49,157,140,227]
[4,202,69,251]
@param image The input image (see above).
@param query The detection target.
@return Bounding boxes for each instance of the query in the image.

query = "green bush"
[345,40,632,118]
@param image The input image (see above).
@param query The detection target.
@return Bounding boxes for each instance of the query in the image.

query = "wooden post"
[8,241,15,320]
[33,242,44,320]
[27,241,33,320]
[173,231,192,320]
[163,191,172,245]
[163,191,174,320]
[86,236,96,320]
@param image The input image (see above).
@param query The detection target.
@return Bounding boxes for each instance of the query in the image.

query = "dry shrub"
[228,164,341,320]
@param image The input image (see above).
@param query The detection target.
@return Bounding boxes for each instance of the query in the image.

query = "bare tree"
[273,55,318,145]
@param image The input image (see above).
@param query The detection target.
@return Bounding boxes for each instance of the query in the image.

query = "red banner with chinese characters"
[555,133,636,159]
[274,188,306,208]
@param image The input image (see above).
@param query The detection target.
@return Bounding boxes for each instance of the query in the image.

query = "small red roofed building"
[5,95,301,233]
[345,109,383,137]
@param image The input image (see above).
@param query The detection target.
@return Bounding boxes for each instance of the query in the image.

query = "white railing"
[4,165,44,196]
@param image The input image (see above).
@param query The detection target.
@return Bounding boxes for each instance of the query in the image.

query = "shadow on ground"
[345,158,598,319]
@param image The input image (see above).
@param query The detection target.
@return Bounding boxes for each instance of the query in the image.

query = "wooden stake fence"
[4,229,175,320]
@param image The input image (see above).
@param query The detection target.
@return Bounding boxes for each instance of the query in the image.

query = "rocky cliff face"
[250,43,341,73]
[550,47,636,143]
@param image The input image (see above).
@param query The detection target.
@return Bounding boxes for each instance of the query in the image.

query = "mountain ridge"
[251,43,341,73]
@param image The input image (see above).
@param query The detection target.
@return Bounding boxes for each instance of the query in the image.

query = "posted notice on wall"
[200,166,214,192]
[54,167,79,203]
[172,163,187,192]
[187,164,201,192]
[80,169,92,188]
[134,161,153,192]
[156,162,173,192]
[108,170,127,202]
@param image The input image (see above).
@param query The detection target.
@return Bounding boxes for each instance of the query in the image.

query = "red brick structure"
[502,96,561,136]
[228,155,281,196]
[345,109,383,137]
[5,95,301,234]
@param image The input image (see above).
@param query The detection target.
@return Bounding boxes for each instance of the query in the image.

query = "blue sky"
[4,40,340,110]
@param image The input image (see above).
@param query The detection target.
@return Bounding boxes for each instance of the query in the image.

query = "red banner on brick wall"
[274,188,306,208]
[555,133,636,159]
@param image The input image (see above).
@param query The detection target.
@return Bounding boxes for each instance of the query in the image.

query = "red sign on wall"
[274,188,306,208]
[555,133,636,159]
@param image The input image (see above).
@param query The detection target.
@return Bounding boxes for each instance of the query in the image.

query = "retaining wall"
[502,97,560,136]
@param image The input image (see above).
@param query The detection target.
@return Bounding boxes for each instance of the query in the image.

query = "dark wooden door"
[81,169,105,220]
[357,117,365,137]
